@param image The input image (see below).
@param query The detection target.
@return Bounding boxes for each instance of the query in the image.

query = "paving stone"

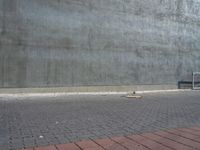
[167,129,200,143]
[34,145,57,150]
[22,148,34,150]
[75,140,103,149]
[190,127,200,131]
[111,136,149,150]
[1,91,200,149]
[178,128,200,136]
[94,138,127,150]
[56,143,81,150]
[154,131,200,149]
[127,134,172,150]
[142,133,195,150]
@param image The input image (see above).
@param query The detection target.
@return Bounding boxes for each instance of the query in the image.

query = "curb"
[0,92,128,98]
[135,89,193,94]
[0,89,195,98]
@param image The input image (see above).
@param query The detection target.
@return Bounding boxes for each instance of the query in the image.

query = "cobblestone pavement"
[1,91,200,150]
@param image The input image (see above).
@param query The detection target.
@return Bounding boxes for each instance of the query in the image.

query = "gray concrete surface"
[1,0,200,88]
[0,85,177,94]
[1,91,200,150]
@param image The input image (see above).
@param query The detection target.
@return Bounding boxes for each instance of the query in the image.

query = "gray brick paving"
[1,91,200,150]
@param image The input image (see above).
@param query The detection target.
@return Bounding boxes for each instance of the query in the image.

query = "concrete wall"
[0,0,200,88]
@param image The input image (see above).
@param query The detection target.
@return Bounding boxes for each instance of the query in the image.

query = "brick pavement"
[1,91,200,150]
[23,126,200,150]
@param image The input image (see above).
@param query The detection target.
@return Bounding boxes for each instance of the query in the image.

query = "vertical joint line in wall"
[1,57,4,87]
[88,28,92,51]
[2,0,6,35]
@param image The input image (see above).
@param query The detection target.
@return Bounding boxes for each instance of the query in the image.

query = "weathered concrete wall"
[0,0,200,88]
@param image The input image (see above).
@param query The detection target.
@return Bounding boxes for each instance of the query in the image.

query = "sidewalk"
[1,91,200,150]
[23,126,200,150]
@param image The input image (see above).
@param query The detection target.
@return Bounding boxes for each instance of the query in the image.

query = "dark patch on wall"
[0,56,5,87]
[46,61,51,86]
[135,48,144,58]
[60,37,73,49]
[176,0,184,15]
[1,0,6,35]
[16,57,27,88]
[103,41,113,50]
[88,28,94,51]
[4,0,17,12]
[135,6,144,16]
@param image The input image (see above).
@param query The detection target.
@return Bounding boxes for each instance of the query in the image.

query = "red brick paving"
[56,143,81,150]
[154,130,200,149]
[142,133,194,150]
[191,127,200,131]
[111,136,148,150]
[127,134,171,150]
[22,126,200,150]
[34,146,57,150]
[75,140,104,150]
[167,128,200,142]
[94,138,127,150]
[179,128,200,136]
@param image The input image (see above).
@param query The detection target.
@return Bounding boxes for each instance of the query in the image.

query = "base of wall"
[0,84,178,94]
